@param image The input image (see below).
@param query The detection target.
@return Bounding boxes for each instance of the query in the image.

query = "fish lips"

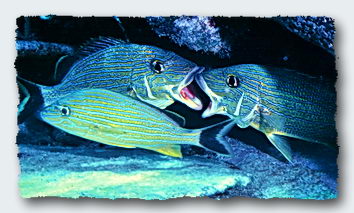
[172,66,205,111]
[195,72,226,118]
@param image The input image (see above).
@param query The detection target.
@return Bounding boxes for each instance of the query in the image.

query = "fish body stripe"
[207,66,334,123]
[64,101,183,130]
[71,46,163,67]
[65,92,166,119]
[71,49,168,73]
[46,113,197,147]
[203,64,336,144]
[39,39,198,117]
[42,89,201,147]
[206,67,319,112]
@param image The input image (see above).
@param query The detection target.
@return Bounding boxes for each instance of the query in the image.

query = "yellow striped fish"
[18,37,204,123]
[39,89,233,158]
[195,64,336,162]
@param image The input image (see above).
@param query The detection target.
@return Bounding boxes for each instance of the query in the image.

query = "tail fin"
[198,119,236,156]
[17,76,44,123]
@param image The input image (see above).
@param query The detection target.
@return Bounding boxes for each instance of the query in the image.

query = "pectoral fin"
[266,133,293,163]
[144,144,182,158]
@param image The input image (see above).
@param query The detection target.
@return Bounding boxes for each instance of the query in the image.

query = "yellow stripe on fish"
[39,89,233,157]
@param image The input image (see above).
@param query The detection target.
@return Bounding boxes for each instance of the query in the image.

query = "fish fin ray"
[145,144,182,158]
[16,76,45,123]
[101,142,136,148]
[77,36,127,57]
[262,114,285,132]
[55,37,127,78]
[266,133,293,163]
[132,87,173,109]
[198,119,234,156]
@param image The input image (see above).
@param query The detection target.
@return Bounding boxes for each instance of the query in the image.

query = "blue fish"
[195,64,336,162]
[18,37,204,122]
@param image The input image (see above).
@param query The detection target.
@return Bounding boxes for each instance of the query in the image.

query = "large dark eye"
[226,75,239,88]
[59,106,70,116]
[151,60,165,74]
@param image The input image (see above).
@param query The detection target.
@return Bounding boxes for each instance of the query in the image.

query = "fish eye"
[226,75,239,88]
[57,106,70,116]
[150,60,165,74]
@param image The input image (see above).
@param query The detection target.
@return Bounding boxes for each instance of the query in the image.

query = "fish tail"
[197,119,235,156]
[17,76,45,123]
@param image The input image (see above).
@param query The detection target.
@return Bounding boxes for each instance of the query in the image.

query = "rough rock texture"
[147,16,231,58]
[212,137,337,199]
[18,144,250,200]
[16,40,74,57]
[274,16,335,55]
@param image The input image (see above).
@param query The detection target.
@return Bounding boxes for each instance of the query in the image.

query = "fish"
[18,37,204,122]
[38,88,233,158]
[195,64,337,162]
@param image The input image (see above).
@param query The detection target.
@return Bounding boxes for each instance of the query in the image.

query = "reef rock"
[212,137,337,200]
[18,144,250,200]
[274,16,335,55]
[147,16,231,58]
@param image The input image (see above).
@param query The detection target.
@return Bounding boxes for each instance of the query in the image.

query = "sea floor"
[17,134,337,200]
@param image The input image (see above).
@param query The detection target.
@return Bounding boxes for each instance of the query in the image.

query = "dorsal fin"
[53,37,127,82]
[77,36,127,57]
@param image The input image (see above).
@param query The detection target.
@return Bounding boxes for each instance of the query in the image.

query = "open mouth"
[174,67,204,110]
[179,82,203,110]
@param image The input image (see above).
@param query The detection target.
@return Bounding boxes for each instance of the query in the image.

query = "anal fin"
[144,144,182,158]
[103,142,136,148]
[266,133,293,163]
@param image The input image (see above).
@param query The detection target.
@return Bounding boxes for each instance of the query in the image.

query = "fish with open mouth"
[18,37,204,121]
[195,64,337,162]
[39,89,233,158]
